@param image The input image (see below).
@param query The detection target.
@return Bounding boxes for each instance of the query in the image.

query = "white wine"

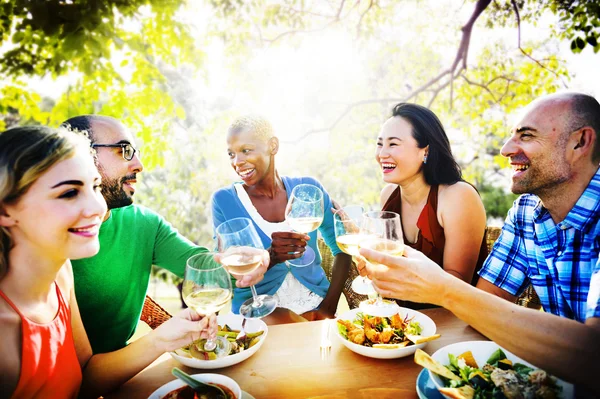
[288,216,322,233]
[336,234,365,256]
[184,288,232,315]
[359,238,404,265]
[221,248,262,275]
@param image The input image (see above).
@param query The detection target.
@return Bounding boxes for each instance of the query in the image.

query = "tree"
[0,0,200,167]
[1,0,597,244]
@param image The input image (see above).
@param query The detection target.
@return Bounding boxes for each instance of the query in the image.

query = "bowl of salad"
[170,313,267,369]
[335,307,439,359]
[416,341,574,399]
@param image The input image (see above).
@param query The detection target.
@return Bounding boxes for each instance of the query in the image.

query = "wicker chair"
[318,238,366,309]
[140,295,172,329]
[485,226,542,310]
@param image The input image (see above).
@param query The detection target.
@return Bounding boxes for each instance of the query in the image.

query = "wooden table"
[107,308,485,399]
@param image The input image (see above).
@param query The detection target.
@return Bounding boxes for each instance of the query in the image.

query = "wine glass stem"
[250,285,264,308]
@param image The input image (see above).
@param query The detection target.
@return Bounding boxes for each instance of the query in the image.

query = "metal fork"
[320,319,332,360]
[236,318,247,341]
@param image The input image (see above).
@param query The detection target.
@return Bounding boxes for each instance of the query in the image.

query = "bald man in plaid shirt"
[478,92,600,323]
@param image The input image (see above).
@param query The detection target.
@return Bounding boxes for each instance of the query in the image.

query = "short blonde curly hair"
[228,115,274,141]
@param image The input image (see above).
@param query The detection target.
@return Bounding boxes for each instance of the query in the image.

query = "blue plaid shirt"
[479,168,600,323]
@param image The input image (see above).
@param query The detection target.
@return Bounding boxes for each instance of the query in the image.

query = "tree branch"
[460,75,498,102]
[510,0,568,88]
[296,0,492,141]
[356,0,375,38]
[264,0,348,43]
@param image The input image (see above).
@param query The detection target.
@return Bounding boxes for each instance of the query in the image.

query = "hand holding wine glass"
[285,184,324,267]
[357,211,404,317]
[182,252,233,357]
[216,217,277,319]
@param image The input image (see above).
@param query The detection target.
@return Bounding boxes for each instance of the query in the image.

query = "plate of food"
[170,313,267,369]
[335,307,439,359]
[415,341,574,399]
[148,373,242,399]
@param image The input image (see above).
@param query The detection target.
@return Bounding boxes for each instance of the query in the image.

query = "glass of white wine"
[334,205,365,257]
[216,217,277,319]
[183,252,233,358]
[358,211,404,317]
[285,184,324,267]
[333,205,371,294]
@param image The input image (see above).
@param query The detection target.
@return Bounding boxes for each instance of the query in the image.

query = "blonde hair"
[0,126,91,278]
[228,115,275,142]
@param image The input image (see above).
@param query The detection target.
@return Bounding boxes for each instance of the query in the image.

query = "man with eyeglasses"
[61,115,268,354]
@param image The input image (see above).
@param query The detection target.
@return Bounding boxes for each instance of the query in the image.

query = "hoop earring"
[423,154,428,164]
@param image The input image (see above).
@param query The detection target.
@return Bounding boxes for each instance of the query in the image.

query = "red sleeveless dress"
[382,185,488,309]
[0,283,82,399]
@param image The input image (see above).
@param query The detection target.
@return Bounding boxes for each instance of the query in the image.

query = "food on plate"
[336,311,440,347]
[175,323,264,360]
[415,348,563,399]
[161,384,237,399]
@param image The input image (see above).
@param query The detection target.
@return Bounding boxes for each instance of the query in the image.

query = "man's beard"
[101,174,136,210]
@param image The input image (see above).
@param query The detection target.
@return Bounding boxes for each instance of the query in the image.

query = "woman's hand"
[150,310,217,353]
[301,308,334,321]
[216,250,270,288]
[360,245,451,305]
[268,231,310,266]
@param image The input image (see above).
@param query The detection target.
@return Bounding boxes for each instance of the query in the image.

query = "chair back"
[140,295,172,329]
[318,238,365,309]
[485,226,541,310]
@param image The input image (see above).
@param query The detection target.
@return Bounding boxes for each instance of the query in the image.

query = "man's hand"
[150,310,217,353]
[268,231,310,266]
[359,245,451,305]
[355,254,368,277]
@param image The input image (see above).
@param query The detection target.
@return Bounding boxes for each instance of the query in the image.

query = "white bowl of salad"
[424,341,574,399]
[335,307,438,359]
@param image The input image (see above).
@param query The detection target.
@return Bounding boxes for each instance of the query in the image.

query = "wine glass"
[285,184,324,267]
[333,205,371,293]
[182,252,233,358]
[216,217,277,318]
[358,211,404,317]
[333,205,365,257]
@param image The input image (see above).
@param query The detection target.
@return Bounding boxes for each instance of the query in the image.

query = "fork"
[320,319,332,360]
[236,318,247,341]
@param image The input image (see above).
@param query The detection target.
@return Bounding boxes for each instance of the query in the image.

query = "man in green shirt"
[63,115,267,353]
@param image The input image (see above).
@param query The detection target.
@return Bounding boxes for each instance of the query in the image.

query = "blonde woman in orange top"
[0,126,216,399]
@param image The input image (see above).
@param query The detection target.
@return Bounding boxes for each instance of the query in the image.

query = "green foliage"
[479,183,518,220]
[484,0,600,54]
[0,0,200,165]
[0,0,199,76]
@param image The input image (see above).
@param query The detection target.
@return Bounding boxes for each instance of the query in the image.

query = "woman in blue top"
[211,116,352,324]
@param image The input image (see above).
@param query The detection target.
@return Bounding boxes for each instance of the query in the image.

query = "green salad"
[415,348,562,399]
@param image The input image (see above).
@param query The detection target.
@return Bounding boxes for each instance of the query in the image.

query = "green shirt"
[72,204,206,353]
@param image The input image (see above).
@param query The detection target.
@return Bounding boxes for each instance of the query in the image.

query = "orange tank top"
[382,185,488,308]
[0,283,82,399]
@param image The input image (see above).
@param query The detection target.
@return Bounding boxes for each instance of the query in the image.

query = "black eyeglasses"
[91,143,141,161]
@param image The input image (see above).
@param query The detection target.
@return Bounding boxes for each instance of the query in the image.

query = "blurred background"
[1,0,599,308]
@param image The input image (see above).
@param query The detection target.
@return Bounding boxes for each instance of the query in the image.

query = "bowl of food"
[148,373,242,399]
[416,341,574,399]
[334,307,439,359]
[170,313,267,369]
